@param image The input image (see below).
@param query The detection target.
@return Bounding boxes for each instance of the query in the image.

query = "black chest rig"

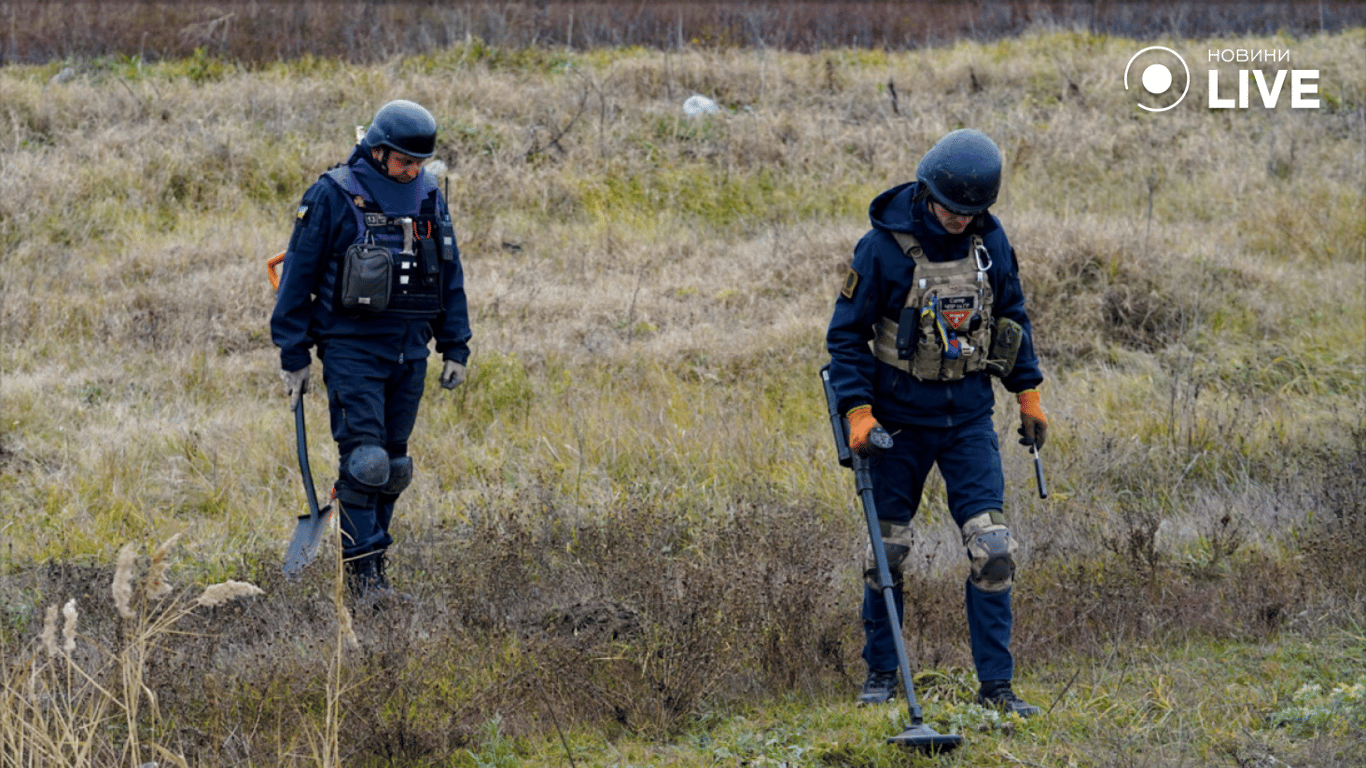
[873,232,996,381]
[325,165,454,319]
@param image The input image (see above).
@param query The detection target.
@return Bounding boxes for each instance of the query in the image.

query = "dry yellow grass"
[2,31,1361,570]
[0,29,1363,765]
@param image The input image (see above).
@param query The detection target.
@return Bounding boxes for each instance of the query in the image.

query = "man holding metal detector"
[824,128,1047,720]
[271,100,471,602]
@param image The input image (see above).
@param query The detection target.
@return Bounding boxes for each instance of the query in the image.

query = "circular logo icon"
[1124,46,1190,112]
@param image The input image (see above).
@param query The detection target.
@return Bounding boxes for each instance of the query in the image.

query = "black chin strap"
[370,147,401,181]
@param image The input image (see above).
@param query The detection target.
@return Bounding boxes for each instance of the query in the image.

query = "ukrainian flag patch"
[296,205,309,220]
[841,267,860,299]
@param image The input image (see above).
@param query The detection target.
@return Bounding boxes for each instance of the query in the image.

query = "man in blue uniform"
[271,100,472,602]
[825,129,1048,716]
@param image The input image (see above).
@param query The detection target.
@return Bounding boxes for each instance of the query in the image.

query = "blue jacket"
[271,145,472,373]
[825,182,1043,428]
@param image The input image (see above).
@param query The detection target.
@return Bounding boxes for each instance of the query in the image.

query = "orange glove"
[1017,389,1048,448]
[847,405,881,457]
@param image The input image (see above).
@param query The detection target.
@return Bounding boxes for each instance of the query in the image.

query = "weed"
[1271,680,1366,738]
[0,536,263,765]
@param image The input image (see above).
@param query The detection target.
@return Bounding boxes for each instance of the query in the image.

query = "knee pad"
[864,521,914,590]
[962,510,1017,593]
[381,456,413,495]
[345,444,391,489]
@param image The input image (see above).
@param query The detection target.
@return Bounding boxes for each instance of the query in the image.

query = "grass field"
[0,24,1363,767]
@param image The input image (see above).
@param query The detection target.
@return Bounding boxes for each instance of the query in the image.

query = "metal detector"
[820,365,963,753]
[283,396,334,576]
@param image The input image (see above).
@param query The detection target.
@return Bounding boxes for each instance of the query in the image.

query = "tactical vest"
[323,165,454,319]
[872,232,995,381]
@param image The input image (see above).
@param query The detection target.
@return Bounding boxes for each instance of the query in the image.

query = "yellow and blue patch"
[841,268,860,299]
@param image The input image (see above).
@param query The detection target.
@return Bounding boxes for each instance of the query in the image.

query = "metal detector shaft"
[821,365,963,752]
[819,364,963,752]
[1031,445,1048,500]
[820,368,926,726]
[851,449,928,726]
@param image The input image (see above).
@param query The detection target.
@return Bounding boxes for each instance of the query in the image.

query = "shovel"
[283,396,333,576]
[820,365,963,753]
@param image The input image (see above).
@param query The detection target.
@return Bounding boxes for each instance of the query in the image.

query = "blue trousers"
[319,341,427,560]
[860,411,1015,684]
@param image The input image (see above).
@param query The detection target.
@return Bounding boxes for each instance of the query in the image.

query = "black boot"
[977,681,1041,717]
[347,552,410,608]
[857,669,899,705]
[373,551,398,593]
[345,554,382,601]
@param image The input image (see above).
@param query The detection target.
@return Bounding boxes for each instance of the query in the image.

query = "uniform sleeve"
[270,182,336,373]
[431,191,472,364]
[992,242,1045,393]
[824,231,887,416]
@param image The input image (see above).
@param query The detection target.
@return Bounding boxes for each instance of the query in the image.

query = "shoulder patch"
[296,205,309,220]
[840,267,860,299]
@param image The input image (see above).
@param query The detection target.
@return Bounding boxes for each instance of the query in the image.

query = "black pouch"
[895,306,918,360]
[418,237,440,279]
[984,316,1023,377]
[340,241,391,313]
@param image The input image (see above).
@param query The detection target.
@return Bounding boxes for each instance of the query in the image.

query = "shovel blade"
[283,503,333,576]
[887,724,962,753]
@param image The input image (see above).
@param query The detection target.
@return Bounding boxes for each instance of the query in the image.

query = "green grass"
[441,628,1366,767]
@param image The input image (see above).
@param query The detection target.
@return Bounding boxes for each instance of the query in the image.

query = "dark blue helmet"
[915,129,1002,214]
[364,100,437,158]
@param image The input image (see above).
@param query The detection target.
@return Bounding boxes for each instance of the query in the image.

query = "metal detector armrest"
[820,364,854,468]
[820,364,892,470]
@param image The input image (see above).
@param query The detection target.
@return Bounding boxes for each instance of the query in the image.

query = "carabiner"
[974,240,992,271]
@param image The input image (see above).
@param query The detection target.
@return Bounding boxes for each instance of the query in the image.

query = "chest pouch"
[984,316,1023,378]
[340,234,392,313]
[326,165,446,319]
[873,232,996,382]
[916,288,983,380]
[418,235,441,281]
[895,306,918,360]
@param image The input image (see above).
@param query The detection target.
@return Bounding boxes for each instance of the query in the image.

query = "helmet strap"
[370,147,404,182]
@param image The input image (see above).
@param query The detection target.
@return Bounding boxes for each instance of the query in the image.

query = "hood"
[868,181,996,259]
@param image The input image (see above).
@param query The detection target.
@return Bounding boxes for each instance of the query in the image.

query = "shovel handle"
[295,398,324,516]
